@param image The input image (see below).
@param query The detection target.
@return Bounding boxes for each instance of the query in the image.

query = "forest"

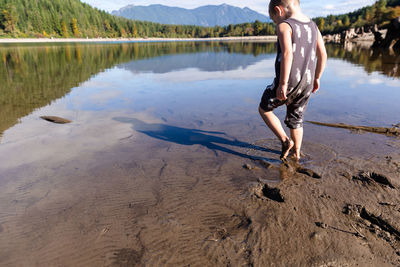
[314,0,400,34]
[0,0,275,38]
[0,0,399,39]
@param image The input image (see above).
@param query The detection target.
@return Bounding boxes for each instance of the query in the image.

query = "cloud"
[324,4,335,10]
[299,0,376,17]
[152,58,275,82]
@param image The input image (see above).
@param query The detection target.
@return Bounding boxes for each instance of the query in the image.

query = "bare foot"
[292,151,304,162]
[280,139,294,161]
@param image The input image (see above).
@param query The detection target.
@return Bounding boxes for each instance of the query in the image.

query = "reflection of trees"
[0,41,276,135]
[0,44,132,135]
[326,43,400,78]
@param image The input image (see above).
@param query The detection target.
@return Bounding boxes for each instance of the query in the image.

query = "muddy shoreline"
[0,118,399,266]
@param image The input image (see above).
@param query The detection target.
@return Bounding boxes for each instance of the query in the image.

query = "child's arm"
[276,22,293,101]
[313,29,327,93]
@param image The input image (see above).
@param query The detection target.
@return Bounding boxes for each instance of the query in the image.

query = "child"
[259,0,327,161]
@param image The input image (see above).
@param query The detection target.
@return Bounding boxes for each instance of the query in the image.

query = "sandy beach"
[0,36,277,43]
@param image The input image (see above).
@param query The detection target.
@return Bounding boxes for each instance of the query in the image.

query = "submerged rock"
[40,116,71,124]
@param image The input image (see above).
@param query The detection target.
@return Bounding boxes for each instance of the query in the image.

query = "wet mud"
[0,125,400,266]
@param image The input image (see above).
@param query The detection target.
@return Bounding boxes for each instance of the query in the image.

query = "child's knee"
[258,106,266,115]
[284,114,304,129]
[285,120,303,129]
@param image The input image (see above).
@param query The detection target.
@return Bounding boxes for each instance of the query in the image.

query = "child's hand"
[277,84,288,100]
[312,78,320,93]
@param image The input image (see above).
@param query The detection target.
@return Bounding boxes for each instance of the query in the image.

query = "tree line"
[0,0,275,38]
[313,0,400,34]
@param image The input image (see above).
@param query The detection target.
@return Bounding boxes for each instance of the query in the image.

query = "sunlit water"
[0,41,399,169]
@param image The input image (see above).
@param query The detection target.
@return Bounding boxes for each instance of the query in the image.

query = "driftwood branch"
[306,121,400,137]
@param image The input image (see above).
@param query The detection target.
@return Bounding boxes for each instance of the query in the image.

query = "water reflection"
[326,43,400,78]
[0,42,275,135]
[1,41,399,141]
[121,52,272,73]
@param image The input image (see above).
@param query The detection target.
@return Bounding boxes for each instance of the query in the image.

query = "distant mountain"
[112,4,271,26]
[0,0,273,38]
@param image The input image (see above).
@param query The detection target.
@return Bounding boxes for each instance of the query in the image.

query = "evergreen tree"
[71,18,79,37]
[61,21,69,37]
[0,4,18,33]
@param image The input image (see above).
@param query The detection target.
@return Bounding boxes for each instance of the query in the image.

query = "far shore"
[0,36,277,44]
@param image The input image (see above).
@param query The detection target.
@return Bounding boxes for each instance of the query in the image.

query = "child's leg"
[290,127,303,160]
[259,107,294,159]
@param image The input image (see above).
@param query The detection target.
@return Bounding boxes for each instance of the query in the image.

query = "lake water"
[0,41,400,266]
[0,41,399,167]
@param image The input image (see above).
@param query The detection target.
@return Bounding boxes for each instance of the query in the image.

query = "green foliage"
[71,18,79,37]
[0,4,17,33]
[313,0,400,34]
[0,0,276,38]
[315,18,325,31]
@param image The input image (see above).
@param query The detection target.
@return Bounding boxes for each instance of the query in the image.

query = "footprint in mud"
[280,160,322,179]
[244,158,322,182]
[352,171,395,189]
[343,204,400,252]
[206,214,252,242]
[295,166,322,179]
[203,213,254,266]
[251,180,284,203]
[112,248,144,267]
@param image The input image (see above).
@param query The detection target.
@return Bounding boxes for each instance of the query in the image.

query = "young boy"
[259,0,327,161]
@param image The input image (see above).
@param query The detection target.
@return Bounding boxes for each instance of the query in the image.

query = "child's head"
[269,0,300,23]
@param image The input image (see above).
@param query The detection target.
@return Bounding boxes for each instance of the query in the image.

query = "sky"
[81,0,377,18]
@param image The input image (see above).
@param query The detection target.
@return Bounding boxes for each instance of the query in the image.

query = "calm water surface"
[0,41,399,168]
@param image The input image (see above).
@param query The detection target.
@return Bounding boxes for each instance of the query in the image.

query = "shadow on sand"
[114,117,280,162]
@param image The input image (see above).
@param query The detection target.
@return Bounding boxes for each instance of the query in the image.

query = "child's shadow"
[113,117,280,162]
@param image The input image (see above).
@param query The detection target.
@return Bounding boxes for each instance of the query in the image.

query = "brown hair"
[268,0,299,17]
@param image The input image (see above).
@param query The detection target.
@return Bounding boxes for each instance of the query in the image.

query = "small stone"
[341,172,352,179]
[259,160,272,169]
[384,231,391,239]
[315,222,328,229]
[243,164,253,170]
[310,231,323,241]
[372,224,380,230]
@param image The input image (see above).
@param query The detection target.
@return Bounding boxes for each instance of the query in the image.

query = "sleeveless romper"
[259,18,318,129]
